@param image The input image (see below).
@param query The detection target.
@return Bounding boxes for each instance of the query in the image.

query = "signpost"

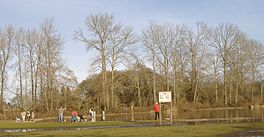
[159,91,172,103]
[159,91,172,125]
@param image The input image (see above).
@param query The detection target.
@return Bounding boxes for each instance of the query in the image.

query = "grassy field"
[0,121,263,137]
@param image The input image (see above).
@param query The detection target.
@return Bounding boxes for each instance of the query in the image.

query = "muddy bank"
[221,129,264,137]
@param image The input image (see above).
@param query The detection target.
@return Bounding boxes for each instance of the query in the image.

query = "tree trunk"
[235,81,239,105]
[152,54,157,104]
[229,80,232,104]
[193,73,199,103]
[215,81,218,103]
[0,70,5,102]
[102,50,107,110]
[191,45,197,103]
[214,56,218,103]
[17,43,23,105]
[29,48,35,103]
[173,63,177,104]
[165,59,169,91]
[136,73,142,107]
[64,87,67,108]
[111,64,114,108]
[224,57,228,106]
[251,73,256,103]
[261,82,263,104]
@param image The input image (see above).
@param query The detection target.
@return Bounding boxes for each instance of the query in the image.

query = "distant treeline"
[0,13,263,115]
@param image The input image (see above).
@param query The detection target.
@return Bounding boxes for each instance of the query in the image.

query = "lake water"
[102,107,264,124]
[36,107,264,124]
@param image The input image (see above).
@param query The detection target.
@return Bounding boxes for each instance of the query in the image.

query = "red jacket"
[154,104,159,112]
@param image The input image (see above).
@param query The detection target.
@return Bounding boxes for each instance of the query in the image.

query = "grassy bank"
[0,121,263,137]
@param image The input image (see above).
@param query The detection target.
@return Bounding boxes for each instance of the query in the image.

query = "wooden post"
[158,91,172,125]
[131,104,134,122]
[261,107,263,122]
[261,82,263,104]
[170,101,173,125]
[3,104,6,121]
[159,103,162,125]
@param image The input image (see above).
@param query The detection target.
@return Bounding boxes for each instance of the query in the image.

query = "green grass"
[0,121,263,137]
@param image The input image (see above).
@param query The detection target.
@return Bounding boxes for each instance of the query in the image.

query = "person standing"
[21,111,26,122]
[58,106,66,122]
[154,102,160,120]
[89,108,93,121]
[26,110,31,121]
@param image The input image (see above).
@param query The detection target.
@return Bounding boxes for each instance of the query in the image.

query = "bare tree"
[210,24,240,106]
[122,50,144,110]
[38,19,63,112]
[169,25,186,104]
[246,39,264,103]
[108,24,136,107]
[57,67,78,108]
[14,28,25,105]
[75,13,118,110]
[125,51,145,107]
[229,33,248,105]
[212,54,221,103]
[143,22,176,92]
[176,37,189,102]
[0,25,14,104]
[186,23,209,103]
[143,28,158,104]
[261,81,264,103]
[25,29,38,104]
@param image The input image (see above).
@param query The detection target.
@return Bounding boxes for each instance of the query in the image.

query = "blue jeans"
[58,114,63,122]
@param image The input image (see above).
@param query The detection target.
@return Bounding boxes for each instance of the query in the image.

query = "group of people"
[57,103,160,123]
[16,110,35,122]
[57,106,96,123]
[16,103,159,123]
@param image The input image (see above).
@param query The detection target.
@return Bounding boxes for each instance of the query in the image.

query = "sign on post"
[158,91,173,125]
[159,91,171,103]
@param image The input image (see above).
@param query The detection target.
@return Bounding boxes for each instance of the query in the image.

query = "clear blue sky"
[1,0,263,82]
